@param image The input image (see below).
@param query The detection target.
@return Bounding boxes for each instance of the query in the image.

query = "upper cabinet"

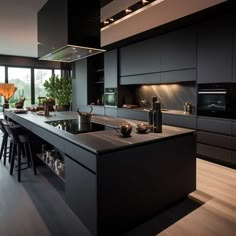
[119,26,196,85]
[233,19,236,82]
[160,27,197,71]
[104,49,118,88]
[197,15,233,83]
[120,37,161,76]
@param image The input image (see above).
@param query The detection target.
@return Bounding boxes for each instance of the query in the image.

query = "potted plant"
[43,75,73,111]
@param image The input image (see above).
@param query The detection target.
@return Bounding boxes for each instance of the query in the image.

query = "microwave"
[197,83,236,119]
[104,88,118,107]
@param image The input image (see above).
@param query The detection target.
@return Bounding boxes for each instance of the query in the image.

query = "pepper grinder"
[148,96,158,125]
[153,101,162,133]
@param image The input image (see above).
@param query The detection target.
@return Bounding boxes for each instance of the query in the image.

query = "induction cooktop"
[45,119,106,134]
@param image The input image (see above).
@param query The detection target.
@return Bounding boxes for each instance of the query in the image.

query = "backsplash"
[135,82,196,113]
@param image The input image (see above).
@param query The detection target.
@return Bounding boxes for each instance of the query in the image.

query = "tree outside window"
[34,69,52,103]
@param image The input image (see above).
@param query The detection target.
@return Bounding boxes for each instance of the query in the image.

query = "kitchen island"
[4,109,196,236]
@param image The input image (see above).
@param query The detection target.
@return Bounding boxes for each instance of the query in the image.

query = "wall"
[135,83,196,113]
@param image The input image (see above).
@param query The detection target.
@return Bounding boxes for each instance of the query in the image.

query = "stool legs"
[10,144,16,176]
[28,143,37,175]
[10,142,37,182]
[0,134,7,160]
[17,144,21,182]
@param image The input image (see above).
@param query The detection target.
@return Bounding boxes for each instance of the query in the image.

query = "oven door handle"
[198,91,227,94]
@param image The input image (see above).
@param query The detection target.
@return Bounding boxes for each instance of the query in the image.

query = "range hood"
[37,0,105,62]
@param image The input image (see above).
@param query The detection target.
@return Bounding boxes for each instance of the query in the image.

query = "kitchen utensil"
[77,106,93,131]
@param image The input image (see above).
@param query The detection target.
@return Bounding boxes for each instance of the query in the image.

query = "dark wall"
[135,83,196,112]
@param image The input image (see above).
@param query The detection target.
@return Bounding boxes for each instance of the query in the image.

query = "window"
[54,69,61,77]
[0,66,5,105]
[8,67,31,107]
[34,69,52,103]
[0,66,5,82]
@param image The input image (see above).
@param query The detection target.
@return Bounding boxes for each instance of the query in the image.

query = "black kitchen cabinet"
[196,116,236,166]
[160,27,196,71]
[117,108,148,121]
[120,36,161,76]
[233,25,236,82]
[197,131,231,149]
[231,151,236,165]
[160,69,196,83]
[91,105,105,116]
[197,143,231,164]
[197,117,231,135]
[65,155,97,236]
[120,73,161,85]
[104,107,117,117]
[162,113,197,129]
[232,121,236,136]
[197,15,233,83]
[104,49,118,88]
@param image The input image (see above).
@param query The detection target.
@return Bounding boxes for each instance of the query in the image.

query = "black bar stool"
[0,119,12,165]
[2,120,37,182]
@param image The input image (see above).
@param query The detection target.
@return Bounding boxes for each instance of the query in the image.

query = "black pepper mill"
[148,96,158,125]
[153,101,162,133]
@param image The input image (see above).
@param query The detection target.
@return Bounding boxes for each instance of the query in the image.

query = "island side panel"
[65,154,97,236]
[97,132,196,236]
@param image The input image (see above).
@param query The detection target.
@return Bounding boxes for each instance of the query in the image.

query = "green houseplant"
[43,75,73,111]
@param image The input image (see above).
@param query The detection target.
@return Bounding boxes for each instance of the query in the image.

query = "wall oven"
[104,88,118,107]
[197,83,236,119]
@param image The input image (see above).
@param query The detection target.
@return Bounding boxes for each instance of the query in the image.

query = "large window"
[54,69,61,77]
[8,67,31,107]
[0,66,5,105]
[34,69,52,102]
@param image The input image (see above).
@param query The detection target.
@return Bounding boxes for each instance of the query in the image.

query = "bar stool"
[2,120,37,182]
[0,119,12,165]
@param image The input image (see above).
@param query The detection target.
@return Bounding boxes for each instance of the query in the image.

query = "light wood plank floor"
[0,136,236,236]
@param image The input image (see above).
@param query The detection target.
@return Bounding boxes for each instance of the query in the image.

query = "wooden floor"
[0,134,236,235]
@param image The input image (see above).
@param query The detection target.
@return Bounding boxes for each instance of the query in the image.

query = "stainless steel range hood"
[37,0,105,62]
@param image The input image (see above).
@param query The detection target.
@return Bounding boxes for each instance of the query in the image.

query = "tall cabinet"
[197,15,233,83]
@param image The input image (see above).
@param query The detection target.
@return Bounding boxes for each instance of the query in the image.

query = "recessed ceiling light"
[142,0,149,4]
[125,8,132,14]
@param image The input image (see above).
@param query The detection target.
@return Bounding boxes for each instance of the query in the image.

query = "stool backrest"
[1,120,21,145]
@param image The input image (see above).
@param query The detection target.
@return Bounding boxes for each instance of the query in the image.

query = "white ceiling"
[0,0,47,58]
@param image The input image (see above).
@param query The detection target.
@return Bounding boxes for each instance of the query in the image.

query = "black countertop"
[4,110,195,154]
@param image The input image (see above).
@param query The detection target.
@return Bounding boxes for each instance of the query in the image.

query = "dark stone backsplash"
[135,82,196,113]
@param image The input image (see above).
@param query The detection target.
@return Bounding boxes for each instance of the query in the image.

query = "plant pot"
[56,104,70,111]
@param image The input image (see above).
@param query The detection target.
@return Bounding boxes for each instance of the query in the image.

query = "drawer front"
[120,73,161,85]
[197,117,231,135]
[232,122,236,136]
[231,151,236,165]
[117,109,148,121]
[92,106,104,115]
[64,141,96,173]
[197,131,231,149]
[30,124,65,152]
[163,114,196,129]
[104,107,117,117]
[231,136,236,151]
[197,143,231,163]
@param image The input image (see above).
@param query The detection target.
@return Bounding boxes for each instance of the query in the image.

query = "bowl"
[136,123,153,134]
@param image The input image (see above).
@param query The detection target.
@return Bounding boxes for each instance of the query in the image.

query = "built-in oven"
[197,83,236,119]
[104,88,118,107]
